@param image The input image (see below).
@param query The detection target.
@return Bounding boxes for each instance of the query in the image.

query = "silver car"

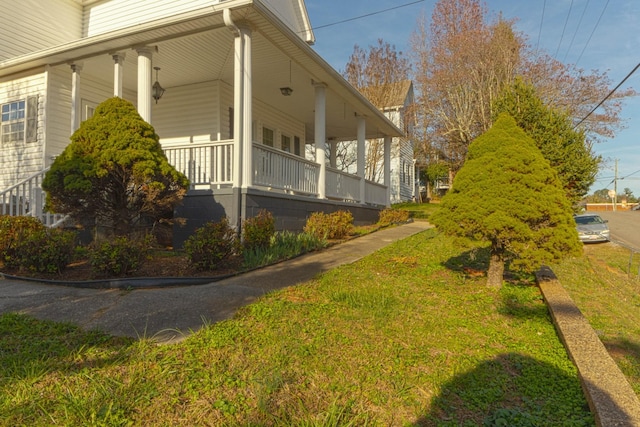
[574,214,610,243]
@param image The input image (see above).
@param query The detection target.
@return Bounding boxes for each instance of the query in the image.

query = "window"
[82,99,98,121]
[281,134,291,152]
[1,96,37,143]
[294,136,301,156]
[262,127,274,147]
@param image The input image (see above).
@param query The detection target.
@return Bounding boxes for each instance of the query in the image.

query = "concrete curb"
[536,266,640,427]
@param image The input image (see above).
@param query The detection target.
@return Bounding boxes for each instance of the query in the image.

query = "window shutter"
[25,96,38,143]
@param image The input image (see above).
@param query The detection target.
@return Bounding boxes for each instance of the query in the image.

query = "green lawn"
[551,241,640,397]
[0,227,595,426]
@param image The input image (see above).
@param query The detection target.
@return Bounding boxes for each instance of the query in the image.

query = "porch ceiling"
[0,0,402,142]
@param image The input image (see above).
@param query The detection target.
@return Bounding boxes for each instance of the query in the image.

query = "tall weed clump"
[242,230,326,269]
[184,217,240,270]
[0,216,76,273]
[303,210,353,240]
[242,209,275,252]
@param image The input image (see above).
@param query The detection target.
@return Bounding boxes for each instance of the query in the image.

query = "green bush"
[242,209,275,252]
[303,211,354,240]
[89,235,151,277]
[378,208,410,226]
[1,226,76,274]
[184,217,240,271]
[0,215,45,257]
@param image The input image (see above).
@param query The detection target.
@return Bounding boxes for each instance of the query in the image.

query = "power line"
[311,0,425,31]
[562,0,590,63]
[574,61,640,128]
[536,0,546,51]
[575,0,609,67]
[554,0,574,58]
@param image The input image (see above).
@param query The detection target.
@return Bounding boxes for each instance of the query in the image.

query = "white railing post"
[31,187,43,220]
[314,82,327,199]
[357,116,366,204]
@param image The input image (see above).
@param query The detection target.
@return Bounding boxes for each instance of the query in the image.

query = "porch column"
[357,116,366,204]
[112,53,126,97]
[240,25,253,189]
[136,47,153,122]
[314,82,327,199]
[384,136,392,207]
[70,63,82,133]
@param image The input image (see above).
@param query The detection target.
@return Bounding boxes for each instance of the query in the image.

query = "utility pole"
[614,159,618,212]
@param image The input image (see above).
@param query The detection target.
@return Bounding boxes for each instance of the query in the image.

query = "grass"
[551,241,640,396]
[0,228,595,426]
[391,202,440,220]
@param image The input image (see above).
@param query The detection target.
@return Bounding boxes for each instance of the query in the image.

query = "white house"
[0,0,404,241]
[382,80,416,204]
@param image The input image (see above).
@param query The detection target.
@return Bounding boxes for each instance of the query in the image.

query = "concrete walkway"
[0,221,431,342]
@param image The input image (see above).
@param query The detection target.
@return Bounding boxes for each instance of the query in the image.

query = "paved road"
[594,210,640,250]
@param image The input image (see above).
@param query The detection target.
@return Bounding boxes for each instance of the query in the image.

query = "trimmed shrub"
[184,217,240,271]
[242,209,275,252]
[1,225,76,274]
[378,208,410,226]
[89,235,152,277]
[0,215,45,258]
[303,210,354,240]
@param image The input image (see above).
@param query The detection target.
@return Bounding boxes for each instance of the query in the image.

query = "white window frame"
[82,99,98,121]
[262,126,274,147]
[281,134,291,153]
[1,96,37,144]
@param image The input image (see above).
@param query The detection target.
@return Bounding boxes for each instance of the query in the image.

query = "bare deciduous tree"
[411,0,634,181]
[342,39,412,181]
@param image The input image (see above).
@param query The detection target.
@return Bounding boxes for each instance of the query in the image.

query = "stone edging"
[0,272,236,289]
[536,266,640,426]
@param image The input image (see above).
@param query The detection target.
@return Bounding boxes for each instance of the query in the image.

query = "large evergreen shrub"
[430,113,582,287]
[42,97,189,237]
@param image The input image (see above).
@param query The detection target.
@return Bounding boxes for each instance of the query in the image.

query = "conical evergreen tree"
[43,97,189,236]
[430,113,581,287]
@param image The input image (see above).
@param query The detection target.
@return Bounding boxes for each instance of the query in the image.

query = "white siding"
[153,79,305,150]
[253,98,305,152]
[153,80,221,142]
[0,0,82,61]
[83,0,226,37]
[44,67,72,164]
[0,73,46,189]
[262,0,312,42]
[44,66,136,165]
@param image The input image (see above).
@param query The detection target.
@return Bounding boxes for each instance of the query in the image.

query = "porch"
[0,1,402,236]
[163,139,388,206]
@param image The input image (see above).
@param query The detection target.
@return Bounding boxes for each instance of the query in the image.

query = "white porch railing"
[252,143,319,195]
[365,181,388,206]
[0,168,67,227]
[163,140,234,187]
[326,167,361,202]
[161,139,387,205]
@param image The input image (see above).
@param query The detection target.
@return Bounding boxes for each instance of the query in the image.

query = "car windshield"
[575,216,604,225]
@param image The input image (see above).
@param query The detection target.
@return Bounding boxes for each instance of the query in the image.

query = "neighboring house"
[381,80,416,204]
[0,0,403,242]
[329,80,416,204]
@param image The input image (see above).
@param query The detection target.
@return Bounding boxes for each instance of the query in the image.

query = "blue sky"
[305,0,640,197]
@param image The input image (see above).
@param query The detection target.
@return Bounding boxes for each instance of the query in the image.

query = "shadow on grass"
[442,246,490,275]
[414,353,595,426]
[0,313,137,422]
